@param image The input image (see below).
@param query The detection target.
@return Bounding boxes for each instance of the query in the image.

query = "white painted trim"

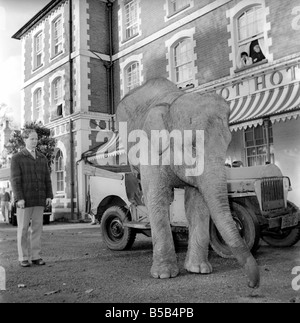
[53,141,67,195]
[74,55,91,114]
[49,6,66,61]
[49,70,66,119]
[165,28,198,88]
[73,0,90,52]
[114,0,232,60]
[22,49,106,90]
[31,25,45,72]
[194,55,300,95]
[119,53,144,98]
[31,81,45,122]
[118,0,142,46]
[164,0,194,22]
[23,56,69,89]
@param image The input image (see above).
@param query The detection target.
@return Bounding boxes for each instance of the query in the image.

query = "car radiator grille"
[261,177,285,212]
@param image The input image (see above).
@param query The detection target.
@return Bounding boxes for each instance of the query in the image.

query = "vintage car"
[87,163,300,258]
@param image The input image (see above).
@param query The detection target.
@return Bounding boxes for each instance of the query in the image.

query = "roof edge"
[11,0,63,40]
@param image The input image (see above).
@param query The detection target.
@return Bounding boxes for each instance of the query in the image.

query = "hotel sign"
[216,62,300,101]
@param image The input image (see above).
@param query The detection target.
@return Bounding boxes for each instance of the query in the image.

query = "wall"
[267,0,300,60]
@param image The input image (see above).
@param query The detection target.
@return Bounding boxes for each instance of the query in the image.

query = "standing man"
[10,129,53,268]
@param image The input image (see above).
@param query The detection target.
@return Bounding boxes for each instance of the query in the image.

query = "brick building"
[13,0,300,219]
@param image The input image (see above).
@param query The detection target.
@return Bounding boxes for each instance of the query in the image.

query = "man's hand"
[17,200,25,209]
[46,198,52,207]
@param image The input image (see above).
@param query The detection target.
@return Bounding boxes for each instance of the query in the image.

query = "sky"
[0,0,50,126]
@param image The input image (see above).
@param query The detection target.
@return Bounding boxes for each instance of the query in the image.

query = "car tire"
[101,206,136,251]
[210,201,260,258]
[262,201,300,247]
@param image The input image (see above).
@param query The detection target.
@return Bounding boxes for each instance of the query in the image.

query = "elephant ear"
[143,104,171,157]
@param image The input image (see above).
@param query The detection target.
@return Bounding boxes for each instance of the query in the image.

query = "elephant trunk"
[200,167,260,288]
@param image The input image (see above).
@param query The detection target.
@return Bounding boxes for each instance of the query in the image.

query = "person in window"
[249,40,265,64]
[240,51,252,67]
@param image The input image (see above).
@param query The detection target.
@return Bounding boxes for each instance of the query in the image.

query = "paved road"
[0,221,300,304]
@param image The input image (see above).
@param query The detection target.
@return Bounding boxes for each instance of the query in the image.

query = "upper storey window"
[125,0,138,39]
[34,32,43,69]
[119,0,141,44]
[227,0,271,73]
[52,16,63,57]
[52,77,63,118]
[34,88,42,121]
[169,0,190,16]
[166,28,198,89]
[125,62,140,93]
[173,38,194,88]
[237,6,266,68]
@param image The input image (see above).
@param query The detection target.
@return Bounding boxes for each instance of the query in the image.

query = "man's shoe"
[20,261,31,267]
[32,259,46,266]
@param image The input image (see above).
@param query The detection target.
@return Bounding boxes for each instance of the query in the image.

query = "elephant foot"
[151,263,179,279]
[185,261,213,274]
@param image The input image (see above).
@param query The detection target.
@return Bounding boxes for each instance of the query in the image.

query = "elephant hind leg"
[184,187,212,274]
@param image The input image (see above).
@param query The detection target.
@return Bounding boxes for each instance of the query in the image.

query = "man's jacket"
[10,148,53,207]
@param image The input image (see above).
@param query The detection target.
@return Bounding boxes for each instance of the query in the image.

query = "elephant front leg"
[150,215,179,279]
[144,187,179,279]
[184,187,212,274]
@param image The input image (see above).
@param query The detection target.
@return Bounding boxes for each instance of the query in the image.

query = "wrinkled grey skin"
[116,78,259,288]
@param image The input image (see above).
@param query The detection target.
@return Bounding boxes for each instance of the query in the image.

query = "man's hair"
[21,128,37,140]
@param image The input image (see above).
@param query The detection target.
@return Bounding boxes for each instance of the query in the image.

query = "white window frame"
[49,71,65,119]
[120,54,143,97]
[52,15,63,57]
[53,77,62,106]
[31,82,44,122]
[164,0,193,20]
[227,0,272,75]
[33,31,43,70]
[125,62,140,93]
[118,0,141,44]
[55,149,65,193]
[244,123,274,166]
[165,28,198,89]
[125,0,138,39]
[34,88,42,121]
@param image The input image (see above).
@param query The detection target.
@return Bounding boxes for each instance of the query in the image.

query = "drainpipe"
[107,0,115,130]
[69,0,75,219]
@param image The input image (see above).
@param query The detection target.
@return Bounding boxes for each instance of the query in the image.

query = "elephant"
[116,78,260,288]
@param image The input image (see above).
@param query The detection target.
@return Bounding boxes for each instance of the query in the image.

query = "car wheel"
[210,201,260,258]
[262,201,300,247]
[101,206,136,251]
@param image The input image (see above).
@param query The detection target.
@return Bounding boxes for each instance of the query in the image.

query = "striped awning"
[229,81,300,131]
[84,132,125,163]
